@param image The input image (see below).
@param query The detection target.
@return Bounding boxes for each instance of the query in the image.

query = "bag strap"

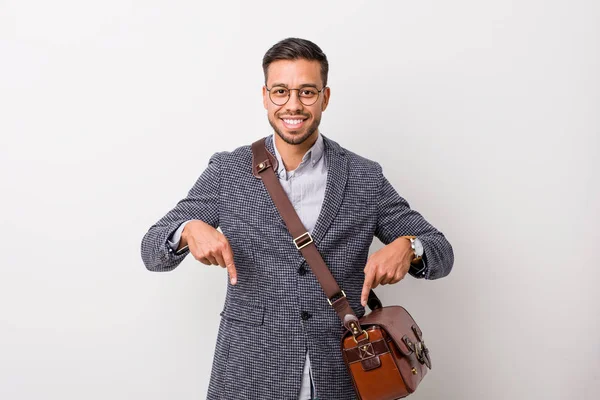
[251,137,381,335]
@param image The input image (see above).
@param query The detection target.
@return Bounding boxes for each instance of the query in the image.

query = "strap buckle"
[293,232,313,250]
[327,290,346,306]
[352,329,370,344]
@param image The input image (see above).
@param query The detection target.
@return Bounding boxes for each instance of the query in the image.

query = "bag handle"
[251,137,381,335]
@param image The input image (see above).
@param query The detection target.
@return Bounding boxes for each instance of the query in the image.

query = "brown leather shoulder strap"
[251,137,380,334]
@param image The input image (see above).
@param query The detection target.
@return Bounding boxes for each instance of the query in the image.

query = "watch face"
[414,238,424,257]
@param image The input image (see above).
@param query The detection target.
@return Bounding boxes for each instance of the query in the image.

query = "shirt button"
[301,311,312,321]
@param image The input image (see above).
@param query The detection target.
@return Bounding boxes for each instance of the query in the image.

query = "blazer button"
[298,265,307,276]
[301,311,312,321]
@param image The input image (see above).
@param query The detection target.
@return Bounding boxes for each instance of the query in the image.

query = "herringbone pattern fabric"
[141,134,454,399]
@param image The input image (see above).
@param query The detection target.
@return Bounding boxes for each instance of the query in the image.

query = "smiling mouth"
[281,117,307,129]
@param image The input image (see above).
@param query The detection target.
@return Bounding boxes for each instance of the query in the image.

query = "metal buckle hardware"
[327,290,346,306]
[415,340,431,368]
[293,232,313,250]
[352,328,370,344]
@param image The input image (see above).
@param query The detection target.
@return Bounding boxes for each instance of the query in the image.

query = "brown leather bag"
[251,138,431,400]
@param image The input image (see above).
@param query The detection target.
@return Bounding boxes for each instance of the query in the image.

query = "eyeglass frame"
[264,84,328,106]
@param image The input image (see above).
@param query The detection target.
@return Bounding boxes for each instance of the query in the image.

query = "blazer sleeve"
[373,163,454,280]
[140,152,225,272]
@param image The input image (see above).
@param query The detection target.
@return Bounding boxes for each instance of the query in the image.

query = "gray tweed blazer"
[140,134,454,400]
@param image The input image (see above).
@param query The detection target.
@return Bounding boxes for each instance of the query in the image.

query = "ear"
[262,86,268,110]
[321,86,331,112]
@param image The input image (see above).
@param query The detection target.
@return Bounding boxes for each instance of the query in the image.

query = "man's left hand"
[360,237,414,307]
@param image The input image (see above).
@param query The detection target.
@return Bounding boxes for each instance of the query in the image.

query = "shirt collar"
[272,132,324,176]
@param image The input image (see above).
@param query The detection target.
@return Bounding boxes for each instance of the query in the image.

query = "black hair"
[262,37,329,86]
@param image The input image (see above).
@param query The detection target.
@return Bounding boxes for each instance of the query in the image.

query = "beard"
[268,112,321,145]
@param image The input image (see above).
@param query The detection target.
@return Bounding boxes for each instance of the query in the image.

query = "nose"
[285,89,304,112]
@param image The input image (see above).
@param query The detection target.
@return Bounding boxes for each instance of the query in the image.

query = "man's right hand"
[180,220,237,285]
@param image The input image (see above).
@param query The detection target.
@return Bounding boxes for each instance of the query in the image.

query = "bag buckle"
[293,232,313,250]
[415,340,432,369]
[352,329,370,344]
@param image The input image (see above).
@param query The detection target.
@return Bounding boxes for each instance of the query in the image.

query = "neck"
[274,131,319,171]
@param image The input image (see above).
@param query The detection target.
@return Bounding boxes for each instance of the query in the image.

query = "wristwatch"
[401,235,426,278]
[408,236,424,264]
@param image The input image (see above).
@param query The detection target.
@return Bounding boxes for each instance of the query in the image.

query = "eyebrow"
[271,83,319,88]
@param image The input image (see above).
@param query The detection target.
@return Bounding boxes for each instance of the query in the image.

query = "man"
[141,37,454,400]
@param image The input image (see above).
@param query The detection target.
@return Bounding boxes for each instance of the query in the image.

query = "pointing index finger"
[222,244,237,285]
[361,266,376,307]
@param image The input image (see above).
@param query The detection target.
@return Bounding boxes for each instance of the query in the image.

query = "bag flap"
[358,305,428,392]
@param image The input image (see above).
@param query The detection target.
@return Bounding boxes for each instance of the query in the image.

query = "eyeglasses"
[265,85,327,106]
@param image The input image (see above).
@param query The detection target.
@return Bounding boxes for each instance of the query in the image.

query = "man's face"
[263,59,330,145]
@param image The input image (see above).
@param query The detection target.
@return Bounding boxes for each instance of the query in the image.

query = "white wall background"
[1,1,598,399]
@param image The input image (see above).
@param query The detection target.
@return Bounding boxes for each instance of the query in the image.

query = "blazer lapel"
[310,134,348,247]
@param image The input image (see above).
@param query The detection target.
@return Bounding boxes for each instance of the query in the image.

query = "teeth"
[284,119,303,125]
